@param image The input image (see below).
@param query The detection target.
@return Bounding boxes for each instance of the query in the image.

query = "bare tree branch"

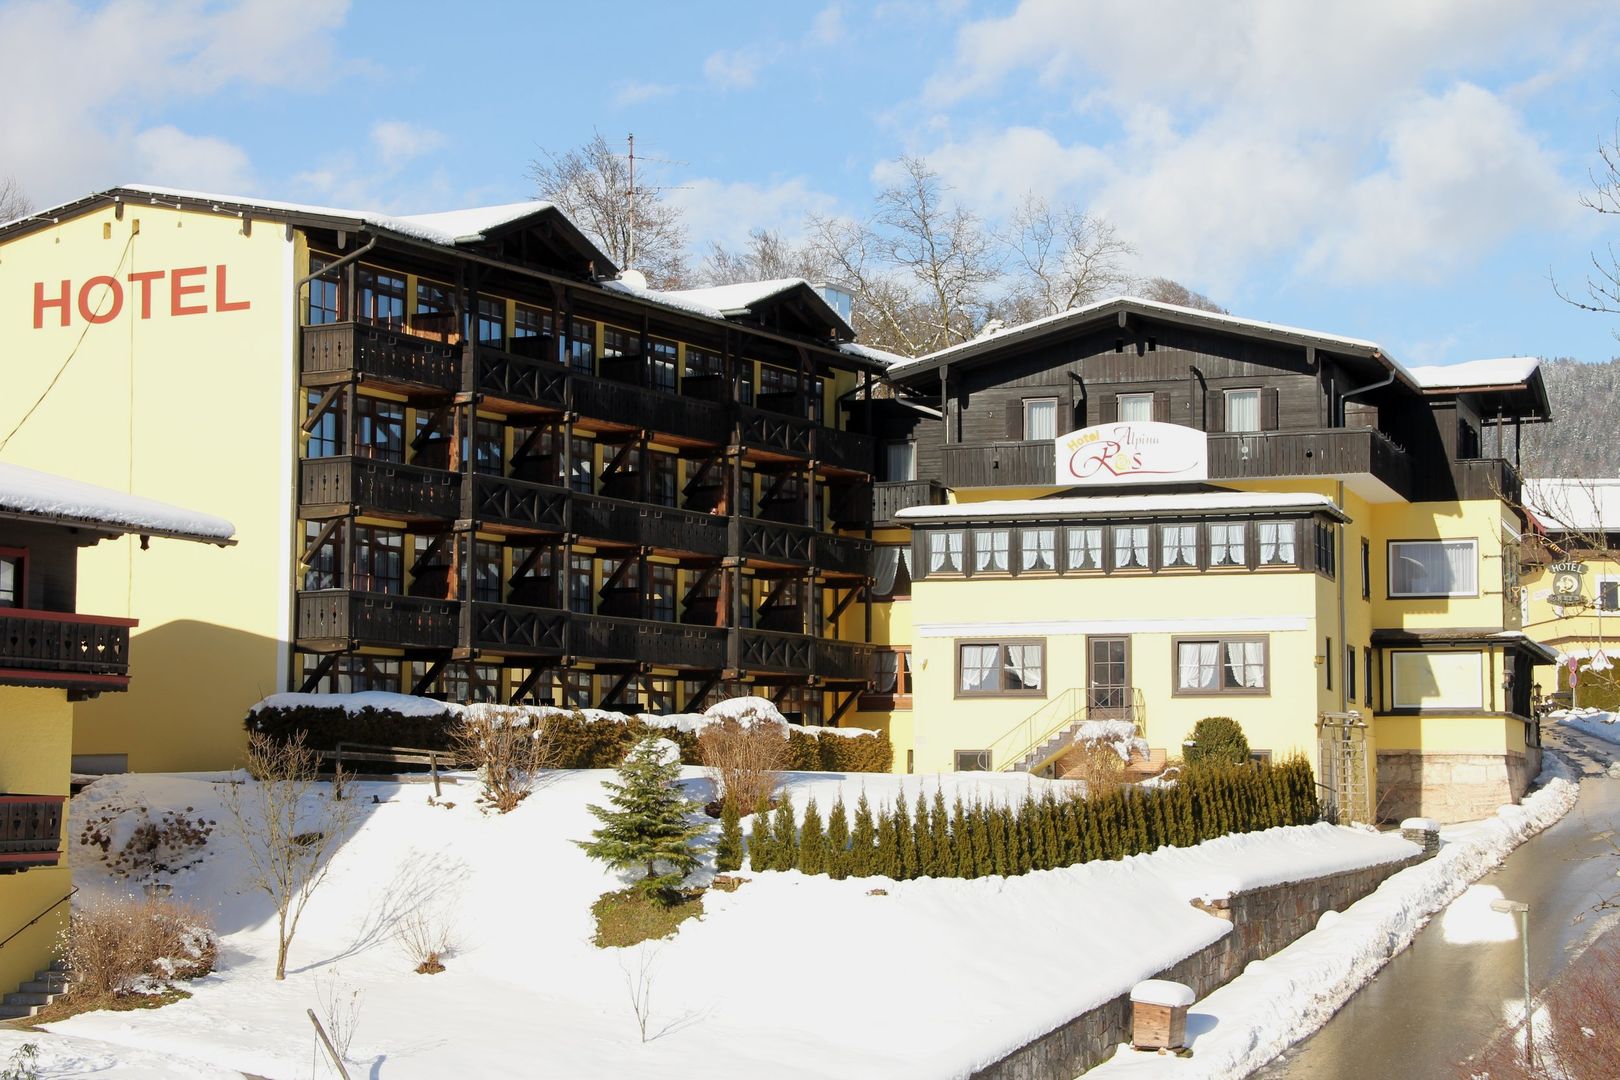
[0,175,32,224]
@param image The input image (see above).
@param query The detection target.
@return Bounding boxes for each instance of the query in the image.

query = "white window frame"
[1391,649,1484,710]
[1209,522,1246,567]
[1388,539,1479,598]
[1225,387,1262,432]
[1257,521,1297,566]
[1117,393,1154,423]
[955,749,992,772]
[1024,397,1058,441]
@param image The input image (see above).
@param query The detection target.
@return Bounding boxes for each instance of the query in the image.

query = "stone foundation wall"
[970,850,1428,1079]
[1376,750,1529,824]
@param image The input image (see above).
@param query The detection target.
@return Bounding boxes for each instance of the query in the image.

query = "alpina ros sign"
[32,266,251,328]
[1055,421,1209,486]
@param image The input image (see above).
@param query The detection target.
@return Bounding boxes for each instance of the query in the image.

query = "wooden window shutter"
[1099,395,1118,424]
[1006,400,1024,440]
[1059,386,1076,433]
[1262,388,1280,431]
[1207,391,1225,433]
[1152,391,1171,423]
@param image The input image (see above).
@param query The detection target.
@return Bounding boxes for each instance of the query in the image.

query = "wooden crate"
[1131,1000,1188,1050]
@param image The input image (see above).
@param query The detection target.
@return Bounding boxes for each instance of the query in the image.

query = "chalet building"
[0,463,232,1013]
[845,298,1555,823]
[1522,477,1620,705]
[0,187,884,771]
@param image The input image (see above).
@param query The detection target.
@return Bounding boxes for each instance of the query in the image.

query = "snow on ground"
[1087,752,1580,1079]
[1552,707,1620,747]
[0,1029,241,1079]
[17,768,1416,1080]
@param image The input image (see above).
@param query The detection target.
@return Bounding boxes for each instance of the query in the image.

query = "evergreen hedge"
[742,756,1319,881]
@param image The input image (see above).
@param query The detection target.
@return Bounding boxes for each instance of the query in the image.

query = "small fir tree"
[826,797,850,880]
[929,788,952,877]
[951,798,973,877]
[799,797,826,875]
[850,792,876,877]
[988,804,1009,876]
[716,797,743,872]
[1040,793,1062,868]
[1006,805,1029,875]
[874,807,900,879]
[972,804,994,877]
[749,794,773,871]
[913,793,933,878]
[894,790,916,880]
[578,737,706,901]
[1184,716,1251,766]
[772,792,798,872]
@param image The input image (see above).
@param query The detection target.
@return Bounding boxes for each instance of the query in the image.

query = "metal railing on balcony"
[299,457,460,521]
[0,611,133,680]
[0,794,65,870]
[301,321,459,392]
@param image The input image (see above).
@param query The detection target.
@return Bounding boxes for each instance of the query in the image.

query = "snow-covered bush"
[64,894,216,1001]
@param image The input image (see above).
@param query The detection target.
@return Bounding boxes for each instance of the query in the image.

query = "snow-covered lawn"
[4,769,1415,1079]
[1552,707,1620,747]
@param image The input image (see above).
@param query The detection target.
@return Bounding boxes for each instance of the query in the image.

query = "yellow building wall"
[0,205,294,771]
[1522,555,1620,701]
[0,686,74,995]
[1369,499,1517,631]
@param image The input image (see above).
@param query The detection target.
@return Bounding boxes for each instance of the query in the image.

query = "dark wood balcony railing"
[873,480,949,526]
[734,627,814,673]
[737,406,815,458]
[296,591,458,650]
[0,795,65,870]
[466,602,568,656]
[734,518,814,565]
[467,344,568,412]
[816,425,876,476]
[466,475,568,534]
[573,375,727,446]
[573,496,728,557]
[0,611,133,685]
[572,614,729,669]
[816,638,876,683]
[941,440,1054,488]
[815,533,874,579]
[827,482,874,528]
[1450,457,1521,506]
[301,321,458,392]
[1207,429,1413,499]
[300,457,459,521]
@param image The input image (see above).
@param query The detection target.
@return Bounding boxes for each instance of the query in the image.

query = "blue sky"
[5,0,1620,366]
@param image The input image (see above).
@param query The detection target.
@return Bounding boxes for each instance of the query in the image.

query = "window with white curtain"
[1113,525,1150,570]
[1065,526,1104,572]
[1258,521,1297,565]
[1161,524,1198,568]
[1020,528,1057,572]
[928,530,964,574]
[958,640,1045,695]
[1177,637,1268,693]
[1225,388,1262,432]
[973,528,1010,574]
[1117,393,1154,422]
[1024,398,1058,441]
[1388,540,1478,597]
[1210,523,1246,567]
[1391,649,1482,709]
[883,441,916,481]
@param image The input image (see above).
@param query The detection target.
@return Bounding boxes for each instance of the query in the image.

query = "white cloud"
[369,120,447,167]
[131,126,256,193]
[899,127,1108,210]
[703,48,761,89]
[671,177,841,254]
[810,5,846,44]
[613,81,677,107]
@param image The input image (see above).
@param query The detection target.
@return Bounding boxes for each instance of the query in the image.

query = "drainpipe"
[295,236,378,305]
[1338,358,1397,427]
[1337,480,1348,717]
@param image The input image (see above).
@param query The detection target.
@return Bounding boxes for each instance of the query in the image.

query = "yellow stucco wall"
[1522,555,1620,699]
[0,205,293,771]
[0,686,74,995]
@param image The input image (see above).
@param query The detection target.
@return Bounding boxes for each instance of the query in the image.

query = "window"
[649,452,678,508]
[563,670,593,709]
[303,522,342,590]
[513,303,552,344]
[1175,637,1268,694]
[1389,540,1478,597]
[442,663,501,704]
[568,554,594,614]
[1601,579,1620,613]
[603,326,638,361]
[473,420,504,475]
[645,676,676,715]
[1024,398,1057,441]
[307,255,340,324]
[685,347,721,378]
[354,397,404,462]
[569,436,594,494]
[1113,525,1150,570]
[1161,524,1198,569]
[648,338,678,392]
[928,530,964,575]
[863,648,913,708]
[1361,538,1371,600]
[1325,637,1333,690]
[352,526,404,594]
[474,297,505,347]
[1020,528,1057,573]
[873,545,912,601]
[416,281,451,317]
[649,563,677,623]
[1364,647,1374,707]
[1117,393,1154,422]
[737,467,755,518]
[1258,521,1297,566]
[568,318,596,374]
[955,750,991,772]
[1225,388,1261,432]
[1392,650,1483,709]
[1065,526,1104,572]
[327,655,399,695]
[473,541,503,603]
[1346,644,1357,701]
[1210,523,1245,567]
[973,528,1010,574]
[305,390,342,458]
[957,640,1044,696]
[0,550,24,607]
[1314,522,1336,579]
[809,376,826,425]
[883,441,916,482]
[357,268,406,328]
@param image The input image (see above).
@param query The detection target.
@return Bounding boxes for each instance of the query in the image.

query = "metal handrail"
[0,885,77,954]
[986,687,1088,772]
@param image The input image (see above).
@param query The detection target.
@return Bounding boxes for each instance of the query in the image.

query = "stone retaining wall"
[1375,750,1531,823]
[969,849,1428,1080]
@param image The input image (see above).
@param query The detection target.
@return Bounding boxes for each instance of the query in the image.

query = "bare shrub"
[314,969,364,1064]
[697,717,788,812]
[1059,741,1126,796]
[454,704,560,813]
[64,894,216,1002]
[395,908,454,974]
[222,731,359,980]
[1456,940,1620,1079]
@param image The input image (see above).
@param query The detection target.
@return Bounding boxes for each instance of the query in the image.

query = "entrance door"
[1086,636,1130,719]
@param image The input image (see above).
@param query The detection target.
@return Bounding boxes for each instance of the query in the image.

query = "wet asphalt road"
[1256,724,1620,1079]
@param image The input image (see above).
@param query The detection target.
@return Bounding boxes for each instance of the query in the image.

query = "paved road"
[1257,724,1620,1079]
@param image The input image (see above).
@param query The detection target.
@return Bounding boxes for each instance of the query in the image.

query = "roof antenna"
[626,132,636,273]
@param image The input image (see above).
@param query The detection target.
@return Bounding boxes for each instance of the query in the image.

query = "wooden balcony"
[729,630,873,684]
[467,343,567,414]
[817,425,876,477]
[1449,457,1521,505]
[816,638,876,684]
[827,482,873,528]
[466,602,567,657]
[737,406,815,459]
[941,440,1054,488]
[816,533,874,580]
[572,375,727,447]
[300,456,459,522]
[873,480,948,526]
[733,517,813,566]
[0,795,65,871]
[466,475,568,535]
[301,321,458,394]
[296,591,458,650]
[1207,429,1413,499]
[571,614,729,670]
[572,496,728,558]
[0,610,134,691]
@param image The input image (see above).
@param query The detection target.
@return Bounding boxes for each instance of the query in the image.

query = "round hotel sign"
[1550,561,1585,611]
[1055,421,1209,486]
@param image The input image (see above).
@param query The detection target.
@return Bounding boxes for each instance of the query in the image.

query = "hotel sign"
[1550,561,1585,610]
[1055,421,1209,486]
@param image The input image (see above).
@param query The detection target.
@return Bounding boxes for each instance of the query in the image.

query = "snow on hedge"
[249,691,467,717]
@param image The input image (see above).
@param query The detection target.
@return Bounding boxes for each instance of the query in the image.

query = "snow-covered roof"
[662,278,809,314]
[839,341,909,366]
[1407,356,1541,390]
[895,491,1347,523]
[0,462,236,544]
[1524,478,1620,533]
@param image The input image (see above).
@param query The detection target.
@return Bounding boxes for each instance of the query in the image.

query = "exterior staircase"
[0,961,70,1021]
[987,687,1153,777]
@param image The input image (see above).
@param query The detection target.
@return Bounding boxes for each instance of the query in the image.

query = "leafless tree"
[1001,193,1135,322]
[1554,121,1620,333]
[1134,276,1228,313]
[699,227,830,286]
[222,731,358,980]
[530,132,689,288]
[0,175,30,224]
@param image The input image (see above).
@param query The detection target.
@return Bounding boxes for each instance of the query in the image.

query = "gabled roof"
[1523,478,1620,534]
[660,277,854,339]
[0,462,236,545]
[1408,356,1550,420]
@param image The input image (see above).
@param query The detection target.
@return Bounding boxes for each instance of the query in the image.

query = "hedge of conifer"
[715,756,1319,878]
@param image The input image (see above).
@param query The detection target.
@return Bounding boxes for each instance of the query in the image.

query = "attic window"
[1114,338,1125,353]
[1147,337,1157,352]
